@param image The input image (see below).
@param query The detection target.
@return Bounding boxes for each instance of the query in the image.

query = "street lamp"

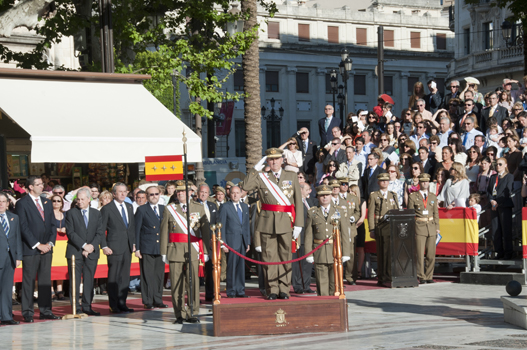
[337,93,344,119]
[341,47,349,61]
[501,20,512,46]
[330,69,338,108]
[261,97,285,147]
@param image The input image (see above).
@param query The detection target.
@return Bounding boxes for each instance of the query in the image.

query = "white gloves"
[306,256,314,264]
[350,217,355,223]
[254,156,268,171]
[162,255,168,264]
[255,246,262,253]
[203,254,209,262]
[342,256,350,263]
[293,226,302,240]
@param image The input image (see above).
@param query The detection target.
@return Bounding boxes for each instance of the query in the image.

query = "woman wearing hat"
[279,138,303,173]
[461,77,485,105]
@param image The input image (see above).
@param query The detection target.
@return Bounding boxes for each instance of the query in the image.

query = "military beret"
[337,177,349,185]
[316,184,332,196]
[237,181,244,188]
[377,173,390,181]
[175,180,187,191]
[225,181,235,187]
[215,186,226,195]
[265,148,284,159]
[418,173,431,182]
[328,179,340,188]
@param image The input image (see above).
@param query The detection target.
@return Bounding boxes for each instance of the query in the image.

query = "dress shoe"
[294,290,304,294]
[12,299,20,306]
[419,278,427,284]
[185,317,200,323]
[39,313,60,320]
[260,289,268,297]
[153,303,168,308]
[236,294,249,298]
[144,305,155,309]
[304,289,316,294]
[174,317,184,324]
[120,307,134,313]
[227,295,236,298]
[82,309,101,316]
[268,293,278,300]
[278,292,289,300]
[348,281,356,285]
[109,307,122,314]
[426,280,435,284]
[1,320,20,325]
[23,316,34,323]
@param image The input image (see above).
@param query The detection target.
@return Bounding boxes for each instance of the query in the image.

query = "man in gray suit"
[0,192,22,325]
[219,186,250,298]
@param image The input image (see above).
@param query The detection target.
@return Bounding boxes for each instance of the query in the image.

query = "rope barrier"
[220,236,332,265]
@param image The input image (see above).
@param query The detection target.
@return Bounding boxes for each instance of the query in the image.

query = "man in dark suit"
[323,138,347,166]
[441,80,460,109]
[65,188,104,315]
[0,192,22,325]
[318,105,342,147]
[134,185,167,309]
[195,184,217,302]
[15,175,58,322]
[361,153,386,201]
[293,127,317,175]
[481,92,509,132]
[425,80,442,114]
[218,186,250,298]
[101,182,136,313]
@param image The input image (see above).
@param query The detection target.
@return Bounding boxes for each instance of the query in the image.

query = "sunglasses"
[368,117,377,120]
[469,151,477,153]
[53,192,64,195]
[381,139,388,141]
[331,143,339,145]
[451,86,459,88]
[464,104,473,106]
[497,163,505,166]
[388,170,397,173]
[418,126,425,129]
[487,153,495,156]
[431,142,438,145]
[412,167,420,170]
[330,164,337,167]
[52,200,62,203]
[149,193,160,196]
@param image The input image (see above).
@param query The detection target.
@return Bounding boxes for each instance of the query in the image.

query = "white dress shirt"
[114,200,129,223]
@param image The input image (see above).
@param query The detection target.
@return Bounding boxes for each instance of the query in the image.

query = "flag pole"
[183,130,193,318]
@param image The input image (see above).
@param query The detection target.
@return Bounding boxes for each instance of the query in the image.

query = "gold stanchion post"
[62,255,88,320]
[211,224,219,304]
[214,223,223,305]
[332,219,340,296]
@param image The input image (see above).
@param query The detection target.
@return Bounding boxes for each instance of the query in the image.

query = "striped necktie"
[82,209,88,228]
[1,214,8,238]
[153,206,160,220]
[35,198,45,221]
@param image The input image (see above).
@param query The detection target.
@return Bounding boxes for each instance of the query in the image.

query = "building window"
[354,75,366,95]
[235,120,246,157]
[483,22,493,50]
[436,33,447,50]
[268,22,280,40]
[233,70,243,91]
[296,72,309,93]
[384,76,393,96]
[384,30,394,47]
[298,24,310,42]
[328,26,339,43]
[408,77,419,96]
[463,28,470,55]
[266,120,281,149]
[265,71,279,92]
[356,28,367,46]
[410,32,421,48]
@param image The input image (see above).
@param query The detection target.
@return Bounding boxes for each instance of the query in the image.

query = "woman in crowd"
[350,184,367,279]
[412,113,424,135]
[476,156,497,228]
[396,134,409,154]
[499,90,513,114]
[98,190,113,209]
[393,121,403,140]
[485,146,499,168]
[488,158,514,259]
[409,81,425,110]
[371,148,386,169]
[402,110,414,136]
[279,138,303,173]
[385,123,397,146]
[387,164,404,208]
[403,139,417,156]
[465,146,482,191]
[367,111,380,130]
[439,162,471,208]
[51,195,66,301]
[350,122,362,144]
[399,153,412,180]
[372,129,382,145]
[319,160,339,185]
[511,102,525,122]
[430,167,449,204]
[448,137,468,165]
[504,135,522,190]
[461,81,485,105]
[314,149,326,184]
[439,146,455,171]
[404,161,423,207]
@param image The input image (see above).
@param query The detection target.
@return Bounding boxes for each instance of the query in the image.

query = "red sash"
[261,203,296,228]
[168,233,205,277]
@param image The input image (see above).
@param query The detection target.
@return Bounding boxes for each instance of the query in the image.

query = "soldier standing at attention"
[305,185,350,296]
[242,148,304,300]
[336,177,361,285]
[368,173,399,287]
[407,173,440,284]
[160,180,210,324]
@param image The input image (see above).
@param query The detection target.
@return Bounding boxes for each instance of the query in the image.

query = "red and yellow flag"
[522,208,527,258]
[145,155,184,181]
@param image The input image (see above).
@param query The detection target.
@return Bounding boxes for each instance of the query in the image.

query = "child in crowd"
[468,193,482,223]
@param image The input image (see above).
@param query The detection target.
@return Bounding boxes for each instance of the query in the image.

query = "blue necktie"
[82,209,88,228]
[237,204,243,224]
[1,214,8,238]
[370,168,374,177]
[153,206,160,220]
[324,118,330,132]
[121,204,128,228]
[463,132,468,147]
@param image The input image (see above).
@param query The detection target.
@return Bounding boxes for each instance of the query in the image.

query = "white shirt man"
[437,117,453,149]
[410,122,429,149]
[461,116,483,149]
[362,130,375,155]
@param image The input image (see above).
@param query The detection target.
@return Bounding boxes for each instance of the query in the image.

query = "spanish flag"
[145,155,184,181]
[522,208,527,258]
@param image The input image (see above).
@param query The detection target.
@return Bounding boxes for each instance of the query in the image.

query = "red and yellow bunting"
[145,155,184,181]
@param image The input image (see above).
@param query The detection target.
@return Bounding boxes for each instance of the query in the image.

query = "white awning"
[0,72,202,163]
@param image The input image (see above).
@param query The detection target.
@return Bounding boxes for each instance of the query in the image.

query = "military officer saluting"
[305,184,350,296]
[160,180,210,324]
[368,173,399,287]
[242,148,304,300]
[407,173,440,284]
[336,177,361,285]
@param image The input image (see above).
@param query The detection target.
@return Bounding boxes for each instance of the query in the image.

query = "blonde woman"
[409,81,425,110]
[98,190,113,209]
[279,137,303,173]
[350,184,367,279]
[439,162,470,209]
[461,81,485,105]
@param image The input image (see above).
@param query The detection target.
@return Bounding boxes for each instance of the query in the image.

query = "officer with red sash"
[242,148,304,300]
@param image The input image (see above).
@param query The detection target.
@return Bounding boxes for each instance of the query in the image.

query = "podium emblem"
[275,308,287,326]
[397,223,408,239]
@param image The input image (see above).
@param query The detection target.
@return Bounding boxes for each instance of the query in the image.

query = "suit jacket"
[481,105,509,132]
[441,92,460,109]
[0,211,23,262]
[65,207,104,260]
[335,159,362,186]
[425,92,442,114]
[15,194,57,256]
[318,116,342,146]
[242,168,304,233]
[323,148,347,166]
[487,173,514,207]
[294,135,317,175]
[219,201,250,251]
[361,166,387,201]
[134,204,165,255]
[100,201,136,255]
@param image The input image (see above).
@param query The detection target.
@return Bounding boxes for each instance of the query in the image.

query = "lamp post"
[501,20,513,47]
[261,97,285,147]
[335,48,353,119]
[330,69,338,109]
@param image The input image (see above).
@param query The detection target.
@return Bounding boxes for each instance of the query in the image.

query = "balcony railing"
[474,51,492,63]
[457,57,469,67]
[500,45,524,59]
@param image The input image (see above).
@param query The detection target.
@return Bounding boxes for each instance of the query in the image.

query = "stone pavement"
[2,281,526,349]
